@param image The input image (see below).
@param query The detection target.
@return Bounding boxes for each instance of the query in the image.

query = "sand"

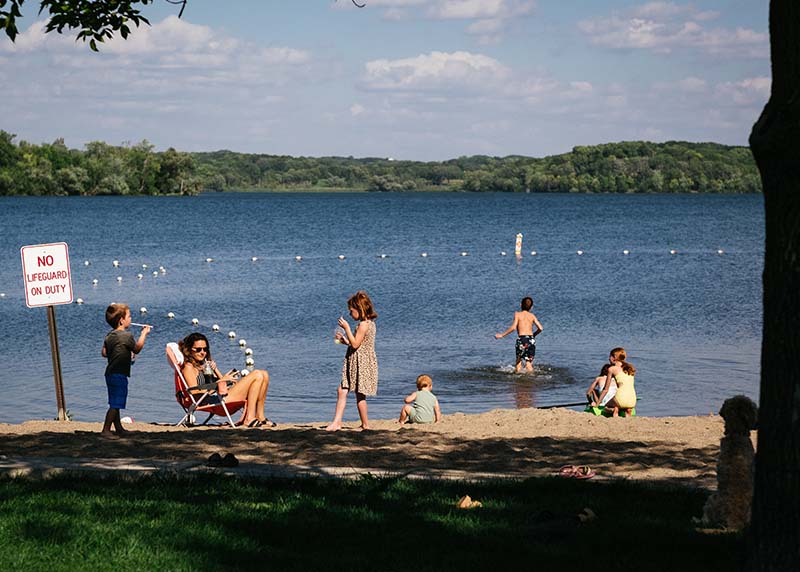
[0,407,734,487]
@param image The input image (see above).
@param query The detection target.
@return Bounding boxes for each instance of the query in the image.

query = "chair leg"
[221,403,237,428]
[201,413,215,426]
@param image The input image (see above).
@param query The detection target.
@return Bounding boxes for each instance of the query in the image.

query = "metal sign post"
[21,242,74,421]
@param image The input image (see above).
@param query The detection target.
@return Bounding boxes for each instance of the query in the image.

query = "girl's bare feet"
[324,422,341,431]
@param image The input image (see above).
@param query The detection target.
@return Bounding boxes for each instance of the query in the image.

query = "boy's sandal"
[259,418,277,428]
[206,452,223,467]
[221,453,239,468]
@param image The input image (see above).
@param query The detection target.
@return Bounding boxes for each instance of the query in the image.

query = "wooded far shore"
[1,131,760,196]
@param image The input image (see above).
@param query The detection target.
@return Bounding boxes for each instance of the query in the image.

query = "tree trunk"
[746,2,800,570]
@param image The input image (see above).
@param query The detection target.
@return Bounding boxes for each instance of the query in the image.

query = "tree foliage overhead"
[0,132,760,196]
[1,0,159,50]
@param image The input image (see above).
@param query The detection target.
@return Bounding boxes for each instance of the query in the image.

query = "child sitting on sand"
[586,363,617,406]
[398,374,441,424]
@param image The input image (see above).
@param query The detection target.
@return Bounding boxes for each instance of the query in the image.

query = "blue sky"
[0,1,769,160]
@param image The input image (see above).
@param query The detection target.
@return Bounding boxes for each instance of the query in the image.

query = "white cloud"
[716,77,771,105]
[341,0,535,43]
[362,51,510,91]
[579,3,767,58]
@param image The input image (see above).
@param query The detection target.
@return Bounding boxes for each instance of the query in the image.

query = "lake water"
[0,192,763,425]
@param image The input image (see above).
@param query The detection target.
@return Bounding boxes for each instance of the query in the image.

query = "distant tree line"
[0,131,198,196]
[0,131,761,196]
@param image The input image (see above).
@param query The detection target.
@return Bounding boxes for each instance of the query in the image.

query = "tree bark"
[747,1,800,570]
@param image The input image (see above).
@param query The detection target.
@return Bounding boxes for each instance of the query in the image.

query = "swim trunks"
[515,335,536,363]
[105,373,129,409]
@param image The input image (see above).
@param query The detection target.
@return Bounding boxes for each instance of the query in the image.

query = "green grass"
[0,473,740,571]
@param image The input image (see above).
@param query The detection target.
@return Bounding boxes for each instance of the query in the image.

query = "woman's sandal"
[558,465,577,477]
[258,418,277,428]
[573,466,596,479]
[247,419,262,428]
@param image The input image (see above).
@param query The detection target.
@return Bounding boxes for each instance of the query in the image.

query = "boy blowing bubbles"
[101,303,150,437]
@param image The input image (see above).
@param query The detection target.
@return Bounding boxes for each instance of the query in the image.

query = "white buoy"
[500,251,507,256]
[379,254,388,259]
[92,279,99,285]
[121,416,134,424]
[228,331,236,339]
[251,256,259,262]
[530,251,537,256]
[238,339,247,347]
[116,276,123,282]
[623,249,630,255]
[205,257,213,263]
[159,266,166,273]
[295,256,302,261]
[137,273,143,280]
[421,252,428,258]
[191,318,199,325]
[84,260,90,266]
[76,298,84,304]
[670,249,677,255]
[140,307,147,314]
[212,324,220,332]
[0,293,5,298]
[167,312,175,319]
[142,264,148,269]
[244,348,253,356]
[240,368,250,377]
[152,271,159,277]
[245,357,255,367]
[577,250,584,255]
[717,249,724,255]
[112,260,119,267]
[338,255,346,260]
[460,251,468,257]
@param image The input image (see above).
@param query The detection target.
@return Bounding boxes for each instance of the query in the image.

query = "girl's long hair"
[610,347,636,375]
[179,332,212,367]
[348,290,378,320]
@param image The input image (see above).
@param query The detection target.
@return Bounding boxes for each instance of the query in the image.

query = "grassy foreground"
[0,473,740,571]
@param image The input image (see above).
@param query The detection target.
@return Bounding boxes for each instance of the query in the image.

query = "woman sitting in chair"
[179,332,275,427]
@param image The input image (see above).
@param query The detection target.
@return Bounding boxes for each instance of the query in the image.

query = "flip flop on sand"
[557,465,596,479]
[558,465,578,477]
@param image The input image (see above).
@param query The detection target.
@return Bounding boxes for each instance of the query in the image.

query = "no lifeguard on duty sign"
[20,242,74,308]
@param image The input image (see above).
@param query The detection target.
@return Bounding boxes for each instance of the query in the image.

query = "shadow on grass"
[0,473,740,572]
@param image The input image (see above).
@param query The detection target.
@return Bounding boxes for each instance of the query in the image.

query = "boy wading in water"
[495,296,543,373]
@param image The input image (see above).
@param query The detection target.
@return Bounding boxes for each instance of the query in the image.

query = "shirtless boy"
[495,296,543,373]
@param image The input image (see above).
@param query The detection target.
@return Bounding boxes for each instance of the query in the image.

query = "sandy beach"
[0,407,736,488]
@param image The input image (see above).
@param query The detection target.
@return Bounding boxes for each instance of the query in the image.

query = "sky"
[0,1,770,161]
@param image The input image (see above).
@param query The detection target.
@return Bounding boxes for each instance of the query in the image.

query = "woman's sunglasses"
[191,347,208,353]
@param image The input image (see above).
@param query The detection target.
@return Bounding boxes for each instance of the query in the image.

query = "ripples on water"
[0,192,763,424]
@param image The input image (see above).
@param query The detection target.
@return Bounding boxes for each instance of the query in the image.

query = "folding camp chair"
[166,342,246,428]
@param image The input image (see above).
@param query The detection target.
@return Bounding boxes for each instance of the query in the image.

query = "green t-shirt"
[104,330,135,376]
[410,390,438,423]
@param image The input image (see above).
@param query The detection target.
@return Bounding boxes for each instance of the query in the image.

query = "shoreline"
[0,407,730,488]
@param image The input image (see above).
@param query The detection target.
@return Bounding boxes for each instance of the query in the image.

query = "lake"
[0,192,763,424]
